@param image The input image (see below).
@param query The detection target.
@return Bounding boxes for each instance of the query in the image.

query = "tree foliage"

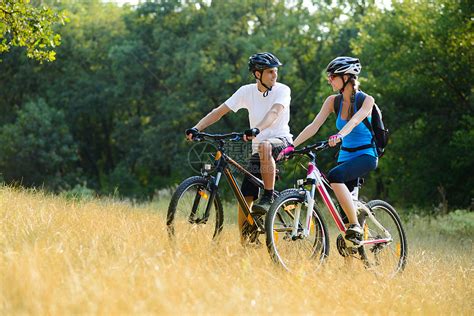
[0,99,78,189]
[0,0,471,210]
[353,0,473,208]
[0,0,67,62]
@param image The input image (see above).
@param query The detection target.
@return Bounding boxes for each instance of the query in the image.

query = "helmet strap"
[255,70,272,97]
[339,75,352,93]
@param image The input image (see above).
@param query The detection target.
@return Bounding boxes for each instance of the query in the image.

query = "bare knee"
[258,141,273,160]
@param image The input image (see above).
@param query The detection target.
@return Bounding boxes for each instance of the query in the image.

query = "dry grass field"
[0,187,472,315]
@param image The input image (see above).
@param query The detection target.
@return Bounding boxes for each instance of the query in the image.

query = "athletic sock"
[263,189,274,197]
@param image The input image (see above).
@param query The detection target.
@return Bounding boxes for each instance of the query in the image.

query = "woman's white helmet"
[326,56,361,76]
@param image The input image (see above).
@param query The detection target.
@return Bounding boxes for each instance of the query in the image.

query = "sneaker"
[252,194,274,215]
[345,223,363,244]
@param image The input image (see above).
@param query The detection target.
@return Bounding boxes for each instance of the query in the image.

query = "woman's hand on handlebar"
[277,144,295,161]
[328,133,343,147]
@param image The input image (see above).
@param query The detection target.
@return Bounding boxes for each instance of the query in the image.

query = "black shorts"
[241,137,291,200]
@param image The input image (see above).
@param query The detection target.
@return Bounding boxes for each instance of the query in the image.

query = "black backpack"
[333,91,389,157]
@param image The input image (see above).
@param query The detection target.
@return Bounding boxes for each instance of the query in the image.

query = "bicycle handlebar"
[286,141,330,159]
[193,132,244,142]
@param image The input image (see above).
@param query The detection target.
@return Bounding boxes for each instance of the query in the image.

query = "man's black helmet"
[326,56,361,76]
[248,52,283,73]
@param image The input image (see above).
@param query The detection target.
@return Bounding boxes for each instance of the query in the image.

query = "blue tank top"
[336,92,378,162]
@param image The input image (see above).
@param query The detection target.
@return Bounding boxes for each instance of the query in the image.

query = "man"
[185,52,292,239]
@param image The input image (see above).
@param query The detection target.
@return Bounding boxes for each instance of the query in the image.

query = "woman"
[280,56,378,243]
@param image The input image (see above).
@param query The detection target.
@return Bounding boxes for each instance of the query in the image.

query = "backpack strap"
[355,91,375,139]
[333,94,343,116]
[339,91,376,153]
[340,144,374,152]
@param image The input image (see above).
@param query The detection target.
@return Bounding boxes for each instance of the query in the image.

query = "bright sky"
[106,0,392,10]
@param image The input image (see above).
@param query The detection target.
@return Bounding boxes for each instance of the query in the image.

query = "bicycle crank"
[336,234,358,257]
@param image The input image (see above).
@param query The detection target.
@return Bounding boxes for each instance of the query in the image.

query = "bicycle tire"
[359,200,408,276]
[265,189,330,271]
[167,176,224,241]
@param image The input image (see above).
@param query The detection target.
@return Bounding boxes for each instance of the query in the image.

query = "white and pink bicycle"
[265,141,407,276]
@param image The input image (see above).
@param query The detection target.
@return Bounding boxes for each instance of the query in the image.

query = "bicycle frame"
[199,137,268,231]
[293,148,392,246]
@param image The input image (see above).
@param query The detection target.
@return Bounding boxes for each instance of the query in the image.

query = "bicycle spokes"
[167,176,223,241]
[358,201,407,276]
[266,193,328,271]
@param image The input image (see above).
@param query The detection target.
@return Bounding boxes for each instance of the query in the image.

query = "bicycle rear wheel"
[359,200,407,276]
[167,176,224,242]
[265,190,329,271]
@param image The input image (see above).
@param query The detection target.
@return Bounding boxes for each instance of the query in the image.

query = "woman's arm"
[293,95,335,147]
[337,95,374,138]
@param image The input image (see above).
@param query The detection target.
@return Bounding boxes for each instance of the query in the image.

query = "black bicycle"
[166,132,305,244]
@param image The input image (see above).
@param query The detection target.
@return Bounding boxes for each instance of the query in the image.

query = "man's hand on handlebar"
[243,127,260,142]
[185,127,199,141]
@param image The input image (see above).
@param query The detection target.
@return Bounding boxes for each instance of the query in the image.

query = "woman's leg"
[327,155,378,238]
[332,183,358,225]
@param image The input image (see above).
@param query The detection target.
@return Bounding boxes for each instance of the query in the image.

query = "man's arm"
[243,103,284,142]
[254,103,284,131]
[194,103,231,131]
[186,104,231,140]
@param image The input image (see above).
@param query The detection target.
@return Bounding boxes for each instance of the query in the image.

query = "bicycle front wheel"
[359,200,408,276]
[265,190,329,271]
[167,176,224,242]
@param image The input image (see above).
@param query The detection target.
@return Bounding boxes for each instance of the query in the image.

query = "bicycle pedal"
[336,234,359,257]
[348,247,358,254]
[345,235,363,246]
[251,205,267,216]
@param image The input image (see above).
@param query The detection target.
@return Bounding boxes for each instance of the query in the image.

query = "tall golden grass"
[0,187,472,315]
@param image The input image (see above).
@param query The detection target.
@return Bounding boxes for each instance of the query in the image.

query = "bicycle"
[166,131,284,244]
[265,141,408,276]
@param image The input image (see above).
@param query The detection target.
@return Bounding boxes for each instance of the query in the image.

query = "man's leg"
[239,154,261,241]
[238,196,255,243]
[258,141,276,190]
[253,140,282,214]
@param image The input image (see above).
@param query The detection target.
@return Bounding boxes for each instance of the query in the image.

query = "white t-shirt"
[225,82,293,152]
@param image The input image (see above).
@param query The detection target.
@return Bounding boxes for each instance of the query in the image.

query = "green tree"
[354,0,473,209]
[0,99,79,190]
[0,0,67,62]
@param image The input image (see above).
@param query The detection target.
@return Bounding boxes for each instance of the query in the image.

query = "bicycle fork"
[291,187,316,239]
[291,163,332,239]
[188,170,221,225]
[355,201,393,244]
